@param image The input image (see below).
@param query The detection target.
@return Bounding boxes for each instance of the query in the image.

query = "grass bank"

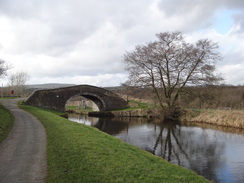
[182,109,244,128]
[20,105,209,183]
[66,105,93,114]
[0,103,14,143]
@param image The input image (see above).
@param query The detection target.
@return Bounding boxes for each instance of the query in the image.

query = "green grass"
[186,109,202,118]
[20,104,210,183]
[110,100,152,112]
[128,100,150,109]
[0,103,14,143]
[0,97,19,100]
[66,105,93,113]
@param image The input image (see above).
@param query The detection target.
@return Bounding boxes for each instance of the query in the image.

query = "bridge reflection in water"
[68,114,244,183]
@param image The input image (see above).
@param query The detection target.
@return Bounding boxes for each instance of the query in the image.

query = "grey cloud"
[157,0,244,32]
[225,0,244,9]
[158,0,216,17]
[0,0,45,19]
[224,0,244,34]
[232,12,244,34]
[1,0,109,55]
[222,52,243,65]
[0,0,160,57]
[1,0,244,86]
[158,0,244,16]
[35,61,126,78]
[157,0,219,32]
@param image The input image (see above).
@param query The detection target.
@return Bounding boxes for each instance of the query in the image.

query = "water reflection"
[68,114,244,183]
[151,123,189,163]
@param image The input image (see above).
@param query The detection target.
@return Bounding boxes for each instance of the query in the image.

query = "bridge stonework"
[25,85,129,112]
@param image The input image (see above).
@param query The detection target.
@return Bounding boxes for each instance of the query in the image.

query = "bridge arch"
[80,93,106,111]
[67,93,106,111]
[25,85,129,112]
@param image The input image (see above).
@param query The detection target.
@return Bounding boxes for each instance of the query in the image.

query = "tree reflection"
[150,120,225,182]
[151,121,188,165]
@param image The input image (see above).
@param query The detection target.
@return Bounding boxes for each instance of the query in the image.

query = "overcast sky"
[0,0,244,86]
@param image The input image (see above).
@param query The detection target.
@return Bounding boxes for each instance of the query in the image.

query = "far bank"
[181,109,244,129]
[85,108,244,129]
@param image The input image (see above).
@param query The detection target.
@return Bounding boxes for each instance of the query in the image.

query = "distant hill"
[27,83,76,90]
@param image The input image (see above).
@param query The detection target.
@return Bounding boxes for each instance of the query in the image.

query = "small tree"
[0,59,10,77]
[123,31,222,120]
[8,71,30,96]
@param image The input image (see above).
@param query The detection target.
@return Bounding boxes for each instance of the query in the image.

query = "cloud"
[157,0,244,32]
[1,0,244,86]
[29,73,128,87]
[219,64,244,85]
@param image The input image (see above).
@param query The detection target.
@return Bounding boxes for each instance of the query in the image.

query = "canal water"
[68,114,244,183]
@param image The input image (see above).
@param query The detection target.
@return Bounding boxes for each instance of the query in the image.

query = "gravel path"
[0,99,47,183]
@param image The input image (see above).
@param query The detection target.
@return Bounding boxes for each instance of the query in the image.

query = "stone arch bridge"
[25,85,129,112]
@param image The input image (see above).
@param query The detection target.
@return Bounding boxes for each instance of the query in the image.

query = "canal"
[68,114,244,183]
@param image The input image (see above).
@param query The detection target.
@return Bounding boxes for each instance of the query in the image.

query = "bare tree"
[123,31,222,120]
[8,71,30,96]
[0,59,10,77]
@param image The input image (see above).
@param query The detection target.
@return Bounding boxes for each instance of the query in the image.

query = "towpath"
[0,99,47,183]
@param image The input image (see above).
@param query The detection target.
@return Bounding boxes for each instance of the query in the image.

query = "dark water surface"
[68,114,244,183]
